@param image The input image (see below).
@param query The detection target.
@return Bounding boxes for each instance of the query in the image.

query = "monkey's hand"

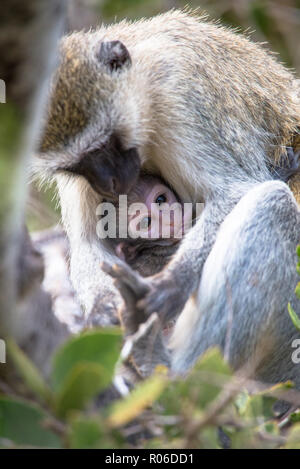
[103,261,191,326]
[102,261,171,376]
[102,261,151,334]
[136,269,191,324]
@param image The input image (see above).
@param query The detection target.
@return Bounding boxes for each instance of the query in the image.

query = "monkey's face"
[66,135,141,200]
[38,36,145,199]
[115,178,189,264]
[127,180,187,240]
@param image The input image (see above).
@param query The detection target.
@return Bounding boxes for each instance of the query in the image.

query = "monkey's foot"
[102,261,151,334]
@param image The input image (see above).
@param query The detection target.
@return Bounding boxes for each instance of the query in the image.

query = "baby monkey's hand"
[103,261,189,329]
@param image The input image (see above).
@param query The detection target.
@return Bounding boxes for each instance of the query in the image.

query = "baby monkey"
[106,174,193,277]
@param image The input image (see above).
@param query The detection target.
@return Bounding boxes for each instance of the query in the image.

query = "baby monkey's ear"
[97,40,132,71]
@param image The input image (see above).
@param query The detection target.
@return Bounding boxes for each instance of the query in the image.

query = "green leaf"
[284,424,300,449]
[264,381,294,395]
[0,397,61,448]
[68,415,123,449]
[290,411,300,424]
[108,375,166,428]
[229,427,257,450]
[296,245,300,259]
[295,282,300,300]
[199,427,220,449]
[244,394,276,420]
[7,340,52,403]
[69,416,104,449]
[242,382,292,423]
[261,421,279,436]
[158,348,232,418]
[235,391,250,416]
[288,303,300,332]
[157,381,186,423]
[185,347,232,408]
[54,362,109,418]
[52,329,121,392]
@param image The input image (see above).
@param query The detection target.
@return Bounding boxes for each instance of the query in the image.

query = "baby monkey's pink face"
[115,175,192,262]
[127,177,190,240]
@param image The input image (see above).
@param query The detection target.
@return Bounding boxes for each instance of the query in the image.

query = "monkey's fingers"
[102,261,150,298]
[115,280,148,334]
[136,273,186,325]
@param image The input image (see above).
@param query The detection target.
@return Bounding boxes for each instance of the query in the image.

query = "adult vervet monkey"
[34,11,300,385]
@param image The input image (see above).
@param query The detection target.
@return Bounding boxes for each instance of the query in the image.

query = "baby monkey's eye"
[140,216,151,229]
[155,194,167,205]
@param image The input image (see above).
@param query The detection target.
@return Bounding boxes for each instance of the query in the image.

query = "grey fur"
[106,181,300,388]
[173,181,300,386]
[33,11,300,387]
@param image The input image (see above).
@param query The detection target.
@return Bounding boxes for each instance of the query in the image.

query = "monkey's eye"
[155,194,167,205]
[140,217,151,230]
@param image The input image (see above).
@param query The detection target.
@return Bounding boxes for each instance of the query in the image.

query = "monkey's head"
[126,175,185,240]
[114,174,193,263]
[37,34,146,199]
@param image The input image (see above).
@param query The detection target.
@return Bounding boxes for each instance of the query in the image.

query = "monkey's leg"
[171,181,300,388]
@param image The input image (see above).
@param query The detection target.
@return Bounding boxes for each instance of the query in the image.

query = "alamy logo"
[96,197,203,240]
[0,79,6,103]
[0,339,6,364]
[292,339,300,364]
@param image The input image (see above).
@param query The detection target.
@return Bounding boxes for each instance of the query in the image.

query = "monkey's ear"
[97,40,132,71]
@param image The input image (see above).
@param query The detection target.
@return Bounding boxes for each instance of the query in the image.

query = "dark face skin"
[66,135,141,200]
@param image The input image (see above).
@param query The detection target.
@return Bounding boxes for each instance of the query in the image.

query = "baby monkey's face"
[127,176,188,240]
[114,175,192,263]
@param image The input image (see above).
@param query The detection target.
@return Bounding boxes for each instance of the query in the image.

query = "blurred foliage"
[26,183,60,232]
[3,244,300,448]
[27,0,300,231]
[1,336,300,449]
[288,245,300,331]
